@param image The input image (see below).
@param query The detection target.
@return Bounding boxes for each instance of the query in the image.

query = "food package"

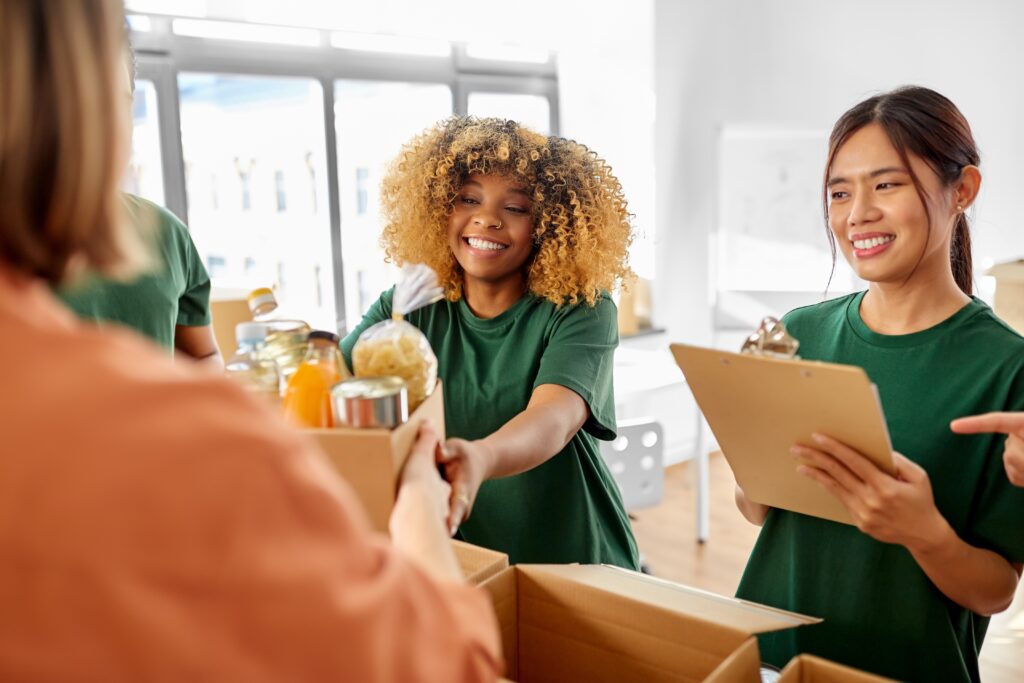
[352,264,443,410]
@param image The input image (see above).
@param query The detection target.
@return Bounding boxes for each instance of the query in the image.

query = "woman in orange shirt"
[0,2,499,680]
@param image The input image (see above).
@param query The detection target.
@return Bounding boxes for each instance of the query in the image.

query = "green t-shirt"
[341,289,640,569]
[56,194,212,352]
[736,292,1024,682]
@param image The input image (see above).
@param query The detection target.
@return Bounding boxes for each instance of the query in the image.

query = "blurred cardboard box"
[452,539,509,585]
[482,564,819,682]
[210,289,252,358]
[988,260,1024,334]
[778,654,895,682]
[308,383,444,533]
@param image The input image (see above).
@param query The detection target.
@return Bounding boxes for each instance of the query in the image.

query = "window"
[334,80,452,320]
[274,170,287,212]
[467,92,551,135]
[355,167,369,216]
[178,73,335,329]
[123,79,164,205]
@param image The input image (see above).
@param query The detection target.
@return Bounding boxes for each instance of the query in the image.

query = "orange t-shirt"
[0,266,500,681]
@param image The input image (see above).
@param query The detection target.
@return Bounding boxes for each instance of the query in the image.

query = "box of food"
[307,383,444,533]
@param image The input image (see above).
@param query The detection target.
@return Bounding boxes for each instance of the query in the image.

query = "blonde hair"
[0,0,147,285]
[380,117,634,307]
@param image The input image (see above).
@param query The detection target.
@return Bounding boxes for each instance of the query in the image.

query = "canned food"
[331,376,409,428]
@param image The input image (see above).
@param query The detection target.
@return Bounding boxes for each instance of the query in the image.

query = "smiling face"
[447,172,535,291]
[827,123,959,287]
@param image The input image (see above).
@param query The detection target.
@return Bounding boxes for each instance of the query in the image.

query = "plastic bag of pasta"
[352,264,444,411]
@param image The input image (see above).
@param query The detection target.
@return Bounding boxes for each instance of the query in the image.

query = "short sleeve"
[534,295,618,441]
[339,288,394,372]
[966,364,1024,563]
[174,220,212,327]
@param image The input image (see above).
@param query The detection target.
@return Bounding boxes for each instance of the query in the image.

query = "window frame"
[130,13,559,334]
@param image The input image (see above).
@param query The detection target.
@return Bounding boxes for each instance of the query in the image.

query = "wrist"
[908,510,955,557]
[474,438,499,480]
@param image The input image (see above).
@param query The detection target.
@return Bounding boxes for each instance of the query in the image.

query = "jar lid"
[308,330,340,344]
[331,376,407,399]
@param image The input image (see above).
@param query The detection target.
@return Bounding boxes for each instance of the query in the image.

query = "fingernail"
[811,433,826,444]
[796,466,808,476]
[790,446,802,457]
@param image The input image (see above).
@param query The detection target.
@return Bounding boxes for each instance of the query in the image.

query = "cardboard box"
[481,564,820,683]
[209,291,252,359]
[778,655,895,682]
[308,383,445,533]
[452,540,509,585]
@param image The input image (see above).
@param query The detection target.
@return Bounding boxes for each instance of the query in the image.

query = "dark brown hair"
[823,86,979,295]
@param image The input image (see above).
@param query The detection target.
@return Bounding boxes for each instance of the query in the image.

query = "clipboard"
[670,343,894,525]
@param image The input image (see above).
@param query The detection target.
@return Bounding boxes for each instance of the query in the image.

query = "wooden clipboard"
[670,343,894,525]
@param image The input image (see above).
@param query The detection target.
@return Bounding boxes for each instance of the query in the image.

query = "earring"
[956,205,963,213]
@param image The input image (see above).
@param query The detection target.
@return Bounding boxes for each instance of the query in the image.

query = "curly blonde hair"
[379,116,634,306]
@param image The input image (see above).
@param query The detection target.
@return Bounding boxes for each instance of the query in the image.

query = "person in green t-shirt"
[58,194,219,365]
[341,117,639,569]
[56,34,221,367]
[734,87,1024,682]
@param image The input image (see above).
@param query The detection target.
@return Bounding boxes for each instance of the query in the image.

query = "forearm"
[479,401,582,480]
[910,518,1020,616]
[389,482,462,583]
[734,484,769,526]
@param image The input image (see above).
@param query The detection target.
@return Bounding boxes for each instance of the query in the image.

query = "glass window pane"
[178,73,335,330]
[334,81,452,325]
[467,92,550,134]
[123,79,164,205]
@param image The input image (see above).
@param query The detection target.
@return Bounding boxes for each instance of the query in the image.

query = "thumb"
[448,483,469,536]
[892,451,925,482]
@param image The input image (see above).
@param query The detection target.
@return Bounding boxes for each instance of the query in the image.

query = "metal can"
[330,376,409,428]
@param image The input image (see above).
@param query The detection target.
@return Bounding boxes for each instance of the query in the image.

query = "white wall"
[655,0,1024,346]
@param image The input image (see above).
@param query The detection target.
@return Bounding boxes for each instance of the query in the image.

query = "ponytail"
[950,213,973,296]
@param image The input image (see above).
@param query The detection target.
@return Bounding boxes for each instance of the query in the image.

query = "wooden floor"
[629,454,1024,682]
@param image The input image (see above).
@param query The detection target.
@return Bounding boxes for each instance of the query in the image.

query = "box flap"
[779,655,896,682]
[520,565,820,636]
[704,638,761,683]
[451,539,509,585]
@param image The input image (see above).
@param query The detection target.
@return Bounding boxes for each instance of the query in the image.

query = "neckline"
[844,290,986,348]
[456,292,534,329]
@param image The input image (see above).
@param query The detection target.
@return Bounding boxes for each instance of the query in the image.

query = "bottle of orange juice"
[282,330,348,428]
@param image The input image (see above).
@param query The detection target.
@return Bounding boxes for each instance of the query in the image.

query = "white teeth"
[852,235,895,250]
[466,236,507,251]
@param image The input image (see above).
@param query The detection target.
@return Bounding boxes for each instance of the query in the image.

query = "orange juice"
[281,331,347,428]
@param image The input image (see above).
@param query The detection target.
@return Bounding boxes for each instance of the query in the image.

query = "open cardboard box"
[307,383,445,533]
[777,655,895,682]
[483,564,820,683]
[451,539,509,585]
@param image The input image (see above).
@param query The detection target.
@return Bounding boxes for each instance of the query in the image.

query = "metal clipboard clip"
[739,316,800,360]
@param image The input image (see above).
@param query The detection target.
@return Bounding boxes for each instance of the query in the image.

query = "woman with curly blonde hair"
[341,116,640,568]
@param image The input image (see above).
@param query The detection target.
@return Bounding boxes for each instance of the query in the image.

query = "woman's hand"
[951,412,1024,487]
[438,438,496,535]
[396,421,451,525]
[793,433,949,551]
